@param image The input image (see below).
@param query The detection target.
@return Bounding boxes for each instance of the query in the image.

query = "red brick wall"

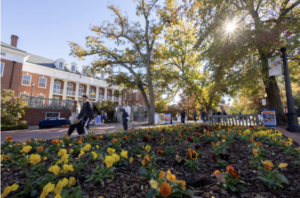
[19,71,51,98]
[1,59,23,96]
[122,92,146,106]
[22,108,71,126]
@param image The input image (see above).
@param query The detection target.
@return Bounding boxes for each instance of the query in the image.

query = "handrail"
[207,113,259,126]
[23,96,77,109]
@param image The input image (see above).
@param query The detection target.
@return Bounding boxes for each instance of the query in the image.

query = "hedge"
[1,124,28,131]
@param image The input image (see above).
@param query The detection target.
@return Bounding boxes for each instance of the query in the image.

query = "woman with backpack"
[68,101,83,136]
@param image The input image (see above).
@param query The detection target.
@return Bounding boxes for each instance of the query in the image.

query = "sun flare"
[226,22,236,32]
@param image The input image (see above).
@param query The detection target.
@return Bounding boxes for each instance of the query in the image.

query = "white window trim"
[45,112,60,120]
[1,62,5,77]
[21,74,32,86]
[123,93,126,99]
[79,86,84,93]
[128,93,132,100]
[67,84,73,90]
[136,93,139,100]
[20,93,30,97]
[38,77,47,88]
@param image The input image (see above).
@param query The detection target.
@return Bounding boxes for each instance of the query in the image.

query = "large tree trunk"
[260,54,288,125]
[137,83,151,122]
[146,49,155,124]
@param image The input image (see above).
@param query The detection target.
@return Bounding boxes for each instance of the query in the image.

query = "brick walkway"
[273,127,300,145]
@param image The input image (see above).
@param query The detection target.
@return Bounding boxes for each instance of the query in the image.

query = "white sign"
[268,56,282,76]
[262,99,266,106]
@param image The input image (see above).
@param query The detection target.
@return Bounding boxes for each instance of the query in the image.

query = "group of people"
[176,109,229,124]
[68,94,107,136]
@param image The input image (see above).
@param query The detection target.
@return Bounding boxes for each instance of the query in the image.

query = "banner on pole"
[262,99,266,106]
[268,56,282,76]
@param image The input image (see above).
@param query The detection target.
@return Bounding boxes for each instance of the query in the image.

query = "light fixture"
[32,82,35,87]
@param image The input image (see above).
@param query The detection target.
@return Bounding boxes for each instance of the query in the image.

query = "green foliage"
[184,159,200,172]
[85,165,116,185]
[258,166,290,190]
[1,121,28,131]
[1,89,28,125]
[164,146,176,155]
[221,172,247,192]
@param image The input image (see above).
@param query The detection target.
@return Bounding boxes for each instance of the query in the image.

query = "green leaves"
[146,189,158,198]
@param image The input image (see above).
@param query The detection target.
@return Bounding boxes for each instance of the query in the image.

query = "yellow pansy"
[68,177,76,187]
[96,145,99,149]
[107,147,116,155]
[40,182,55,198]
[83,144,91,151]
[54,178,69,195]
[92,152,98,160]
[104,156,115,168]
[61,154,69,163]
[69,149,74,154]
[129,157,133,163]
[149,179,159,189]
[29,154,41,165]
[22,145,32,153]
[111,154,120,163]
[58,149,67,157]
[120,150,128,159]
[43,157,48,161]
[61,164,74,174]
[145,145,151,153]
[49,165,60,175]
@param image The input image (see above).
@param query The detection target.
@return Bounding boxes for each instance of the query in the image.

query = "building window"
[38,77,47,88]
[79,86,84,96]
[128,93,132,100]
[123,93,126,99]
[58,62,64,69]
[54,82,61,90]
[136,93,139,100]
[67,84,73,95]
[101,73,105,80]
[71,65,76,73]
[1,52,5,56]
[20,93,29,97]
[22,74,31,85]
[1,62,4,77]
[45,112,60,120]
[37,95,44,99]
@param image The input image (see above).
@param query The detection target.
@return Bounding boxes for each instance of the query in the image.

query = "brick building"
[1,35,150,125]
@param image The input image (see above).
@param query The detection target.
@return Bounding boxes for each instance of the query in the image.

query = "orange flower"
[250,137,254,143]
[4,155,10,160]
[37,146,43,152]
[186,149,198,160]
[160,182,172,197]
[28,139,32,144]
[254,142,262,147]
[211,142,215,147]
[262,160,273,170]
[157,149,164,156]
[52,139,58,144]
[77,140,82,145]
[252,149,260,157]
[58,140,63,144]
[228,129,231,132]
[112,139,118,144]
[222,135,226,139]
[178,135,182,140]
[226,166,240,179]
[5,136,13,142]
[159,171,165,180]
[214,170,221,175]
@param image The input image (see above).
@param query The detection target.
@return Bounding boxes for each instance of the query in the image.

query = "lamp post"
[280,45,300,132]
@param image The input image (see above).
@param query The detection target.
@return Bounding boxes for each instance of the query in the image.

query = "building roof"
[26,53,103,79]
[1,42,26,53]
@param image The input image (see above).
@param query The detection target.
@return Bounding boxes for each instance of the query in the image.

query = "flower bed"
[1,124,300,198]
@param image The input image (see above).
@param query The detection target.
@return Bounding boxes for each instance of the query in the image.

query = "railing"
[208,113,260,126]
[24,96,74,109]
[53,89,63,94]
[67,90,75,96]
[107,96,112,100]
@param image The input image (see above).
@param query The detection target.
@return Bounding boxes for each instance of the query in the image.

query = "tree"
[1,89,27,125]
[69,0,179,124]
[187,0,300,124]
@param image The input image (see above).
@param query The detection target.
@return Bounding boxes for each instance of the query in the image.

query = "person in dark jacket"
[180,109,186,124]
[122,101,131,130]
[217,110,222,123]
[75,95,94,134]
[201,110,206,122]
[193,110,197,122]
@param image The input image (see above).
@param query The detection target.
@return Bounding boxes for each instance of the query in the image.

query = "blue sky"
[1,0,138,66]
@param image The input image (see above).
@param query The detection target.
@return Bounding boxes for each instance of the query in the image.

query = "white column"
[112,89,115,101]
[86,84,90,98]
[96,86,99,102]
[104,87,107,100]
[49,77,55,99]
[75,82,79,100]
[63,80,68,100]
[119,94,122,105]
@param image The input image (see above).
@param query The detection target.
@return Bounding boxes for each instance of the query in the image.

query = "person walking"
[100,110,106,124]
[193,110,197,122]
[75,95,94,134]
[217,110,222,123]
[122,101,131,131]
[201,110,207,123]
[68,101,83,136]
[180,109,186,124]
[223,110,227,123]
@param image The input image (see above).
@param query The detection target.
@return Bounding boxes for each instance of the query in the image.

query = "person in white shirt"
[122,101,131,130]
[68,101,82,136]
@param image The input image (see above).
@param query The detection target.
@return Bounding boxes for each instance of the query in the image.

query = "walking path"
[2,121,300,145]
